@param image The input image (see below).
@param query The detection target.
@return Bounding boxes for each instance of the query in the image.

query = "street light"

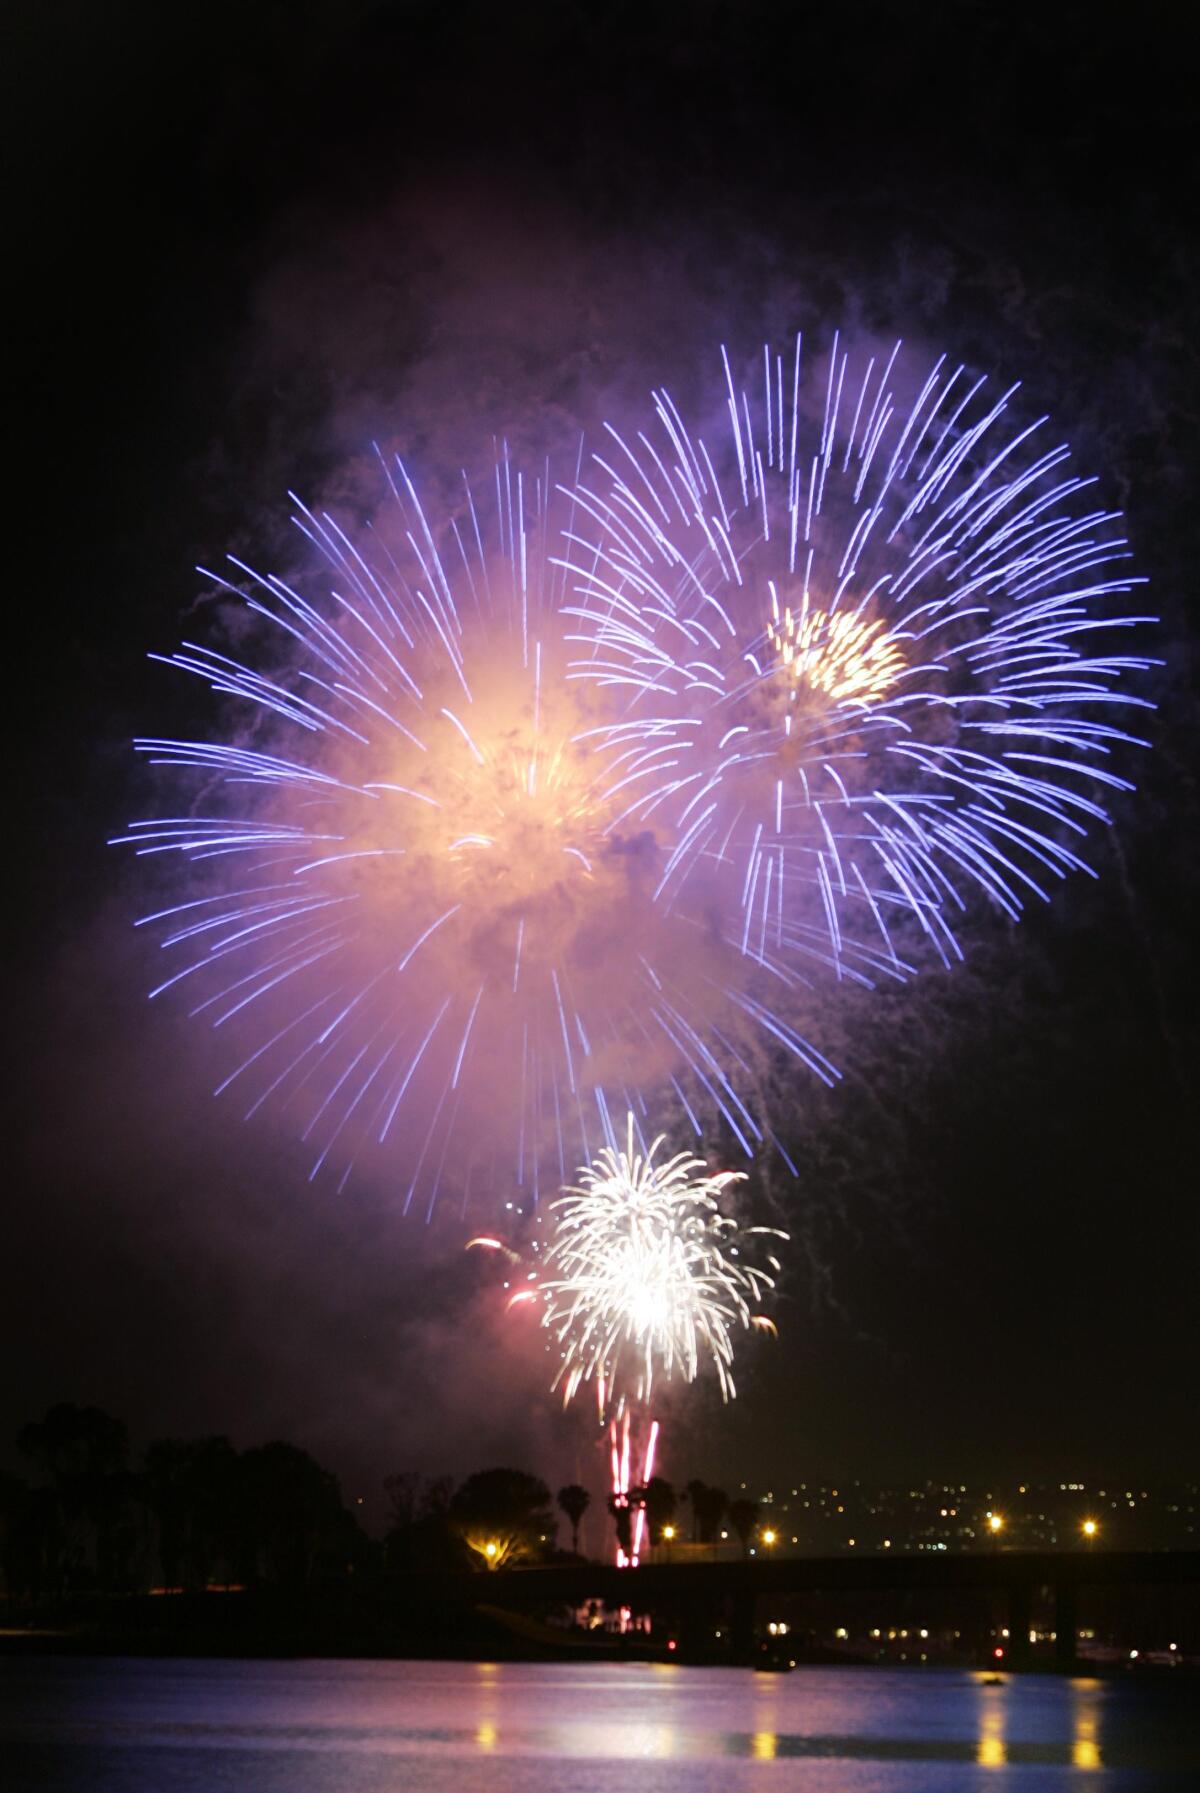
[987,1513,1004,1536]
[1082,1518,1098,1542]
[761,1528,778,1549]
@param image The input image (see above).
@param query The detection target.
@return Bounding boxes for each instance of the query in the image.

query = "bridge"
[467,1550,1200,1665]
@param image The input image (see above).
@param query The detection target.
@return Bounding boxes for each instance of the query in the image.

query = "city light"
[761,1528,777,1548]
[662,1525,676,1541]
[1082,1518,1098,1539]
[988,1513,1004,1535]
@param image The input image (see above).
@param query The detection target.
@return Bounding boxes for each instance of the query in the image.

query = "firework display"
[109,327,1158,1584]
[115,335,1152,1227]
[471,1115,784,1565]
[563,337,1155,976]
[113,334,1156,1577]
[540,1116,784,1408]
[114,447,845,1206]
[608,1410,659,1567]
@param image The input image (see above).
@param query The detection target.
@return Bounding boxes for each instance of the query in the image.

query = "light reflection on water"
[0,1657,1196,1791]
[1074,1692,1103,1772]
[978,1689,1007,1768]
[974,1671,1110,1773]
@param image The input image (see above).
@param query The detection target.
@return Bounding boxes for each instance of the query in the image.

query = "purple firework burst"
[561,336,1156,977]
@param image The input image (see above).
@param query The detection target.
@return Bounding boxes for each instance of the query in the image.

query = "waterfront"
[1,1658,1197,1790]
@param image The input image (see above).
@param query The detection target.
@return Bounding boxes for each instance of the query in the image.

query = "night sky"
[11,1,1198,1525]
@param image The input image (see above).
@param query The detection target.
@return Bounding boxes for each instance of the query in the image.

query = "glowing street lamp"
[987,1513,1004,1535]
[761,1528,778,1550]
[1082,1518,1098,1543]
[466,1532,511,1570]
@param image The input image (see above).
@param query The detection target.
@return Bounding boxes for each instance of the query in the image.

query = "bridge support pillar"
[1007,1583,1032,1666]
[1054,1581,1078,1666]
[730,1586,756,1663]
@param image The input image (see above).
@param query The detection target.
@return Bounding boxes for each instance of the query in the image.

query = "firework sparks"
[115,452,851,1204]
[474,1117,783,1567]
[563,337,1157,980]
[539,1114,786,1409]
[766,606,906,705]
[116,337,1152,1209]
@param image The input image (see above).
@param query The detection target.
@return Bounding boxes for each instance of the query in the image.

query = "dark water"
[1,1657,1197,1791]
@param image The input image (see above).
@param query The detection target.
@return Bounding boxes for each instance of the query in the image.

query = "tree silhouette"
[692,1483,729,1545]
[556,1483,590,1555]
[18,1404,128,1486]
[728,1497,761,1556]
[450,1467,555,1568]
[0,1472,42,1601]
[683,1477,708,1543]
[17,1404,132,1593]
[8,1406,372,1597]
[383,1471,453,1531]
[643,1476,677,1545]
[606,1490,634,1561]
[235,1441,358,1586]
[144,1437,239,1590]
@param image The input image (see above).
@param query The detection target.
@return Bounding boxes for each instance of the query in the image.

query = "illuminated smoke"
[115,335,1155,1215]
[115,452,832,1210]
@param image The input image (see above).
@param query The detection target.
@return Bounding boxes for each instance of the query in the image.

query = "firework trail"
[114,450,837,1208]
[562,337,1157,980]
[608,1411,659,1568]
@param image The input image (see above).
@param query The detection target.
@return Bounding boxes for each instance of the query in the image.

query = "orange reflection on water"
[1072,1680,1103,1771]
[474,1661,499,1753]
[977,1694,1006,1768]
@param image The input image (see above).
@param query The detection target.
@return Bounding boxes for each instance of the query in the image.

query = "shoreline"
[2,1627,1193,1679]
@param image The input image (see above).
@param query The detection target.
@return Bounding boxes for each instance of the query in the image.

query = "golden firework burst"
[767,605,905,704]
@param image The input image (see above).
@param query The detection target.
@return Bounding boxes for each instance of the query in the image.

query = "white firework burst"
[541,1114,786,1406]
